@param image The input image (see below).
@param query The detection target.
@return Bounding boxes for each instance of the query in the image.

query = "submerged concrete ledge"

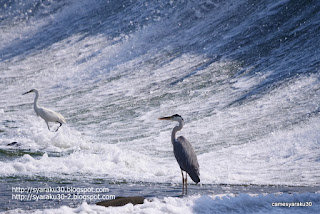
[96,196,146,207]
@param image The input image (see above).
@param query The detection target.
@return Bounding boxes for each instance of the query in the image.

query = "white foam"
[0,112,90,153]
[2,111,319,186]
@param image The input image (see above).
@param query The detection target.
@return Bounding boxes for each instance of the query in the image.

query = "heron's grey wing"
[173,136,200,183]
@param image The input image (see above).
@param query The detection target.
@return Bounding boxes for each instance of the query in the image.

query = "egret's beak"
[22,90,32,95]
[158,116,172,120]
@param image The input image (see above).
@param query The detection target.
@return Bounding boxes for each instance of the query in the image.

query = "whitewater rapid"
[1,0,319,213]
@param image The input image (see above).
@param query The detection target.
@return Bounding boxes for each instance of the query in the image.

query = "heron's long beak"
[22,90,32,95]
[158,116,172,120]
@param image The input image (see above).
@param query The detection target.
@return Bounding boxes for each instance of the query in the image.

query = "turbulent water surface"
[0,0,320,213]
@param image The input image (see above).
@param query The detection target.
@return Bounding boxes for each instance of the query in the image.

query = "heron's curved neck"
[171,118,184,144]
[33,91,39,110]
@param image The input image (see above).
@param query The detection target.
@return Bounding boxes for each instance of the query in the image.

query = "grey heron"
[159,114,200,195]
[22,89,66,132]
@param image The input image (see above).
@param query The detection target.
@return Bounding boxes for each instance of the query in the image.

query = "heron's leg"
[55,122,62,132]
[181,170,184,195]
[185,174,188,195]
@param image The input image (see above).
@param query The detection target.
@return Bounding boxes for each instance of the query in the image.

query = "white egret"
[23,89,66,132]
[159,114,200,195]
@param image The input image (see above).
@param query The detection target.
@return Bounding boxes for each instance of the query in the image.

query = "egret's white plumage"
[23,89,66,132]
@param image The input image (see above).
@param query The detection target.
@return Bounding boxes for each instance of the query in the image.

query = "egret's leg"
[46,121,51,131]
[181,170,184,195]
[55,122,62,132]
